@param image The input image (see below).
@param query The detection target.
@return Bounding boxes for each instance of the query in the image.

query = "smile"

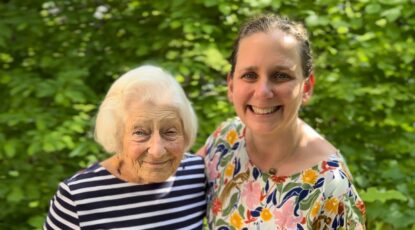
[249,105,282,115]
[140,159,172,166]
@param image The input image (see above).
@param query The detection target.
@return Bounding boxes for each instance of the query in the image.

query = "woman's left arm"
[315,169,367,229]
[340,184,367,229]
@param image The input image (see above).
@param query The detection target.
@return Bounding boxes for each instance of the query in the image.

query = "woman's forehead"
[125,101,181,122]
[240,30,300,53]
[236,31,302,71]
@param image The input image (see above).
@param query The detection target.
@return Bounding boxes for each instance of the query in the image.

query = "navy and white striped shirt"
[44,153,206,230]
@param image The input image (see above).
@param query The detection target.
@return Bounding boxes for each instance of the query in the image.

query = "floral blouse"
[204,117,366,230]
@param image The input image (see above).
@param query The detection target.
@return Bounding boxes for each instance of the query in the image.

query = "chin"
[247,122,280,134]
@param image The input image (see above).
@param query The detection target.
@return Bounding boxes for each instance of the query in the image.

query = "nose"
[147,133,166,158]
[256,79,274,98]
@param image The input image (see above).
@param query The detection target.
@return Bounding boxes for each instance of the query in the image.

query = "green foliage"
[1,0,414,229]
[360,187,407,203]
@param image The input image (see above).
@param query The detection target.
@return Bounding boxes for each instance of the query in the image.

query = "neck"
[102,155,143,183]
[246,118,304,171]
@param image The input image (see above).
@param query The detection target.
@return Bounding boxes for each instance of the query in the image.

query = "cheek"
[281,83,302,100]
[166,139,186,158]
[124,142,147,159]
[231,84,250,105]
[231,81,247,94]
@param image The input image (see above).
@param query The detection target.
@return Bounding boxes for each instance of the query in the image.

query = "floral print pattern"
[204,117,366,230]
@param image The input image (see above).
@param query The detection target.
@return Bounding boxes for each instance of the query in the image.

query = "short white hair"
[94,65,198,154]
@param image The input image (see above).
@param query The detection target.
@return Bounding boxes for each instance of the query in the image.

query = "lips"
[249,105,282,115]
[140,159,172,166]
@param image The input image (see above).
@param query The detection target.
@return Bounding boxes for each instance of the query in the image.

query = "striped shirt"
[44,153,206,230]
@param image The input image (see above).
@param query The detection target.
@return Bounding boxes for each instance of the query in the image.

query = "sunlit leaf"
[360,187,407,203]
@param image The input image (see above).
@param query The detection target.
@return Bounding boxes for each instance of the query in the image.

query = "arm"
[43,182,80,230]
[196,146,206,157]
[340,186,366,229]
[314,169,366,229]
[313,193,366,229]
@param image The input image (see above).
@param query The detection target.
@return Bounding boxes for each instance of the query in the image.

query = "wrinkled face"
[121,101,185,183]
[228,30,313,135]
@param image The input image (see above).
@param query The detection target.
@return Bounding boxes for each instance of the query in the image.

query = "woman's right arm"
[43,182,80,230]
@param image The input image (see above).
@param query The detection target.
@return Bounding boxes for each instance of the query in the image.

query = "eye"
[272,72,292,81]
[134,130,146,135]
[133,129,150,139]
[241,72,257,81]
[162,128,179,140]
[165,130,177,135]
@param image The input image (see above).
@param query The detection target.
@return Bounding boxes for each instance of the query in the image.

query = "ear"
[227,73,234,103]
[302,73,315,104]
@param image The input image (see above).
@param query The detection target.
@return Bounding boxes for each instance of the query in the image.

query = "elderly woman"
[199,14,366,229]
[44,66,206,229]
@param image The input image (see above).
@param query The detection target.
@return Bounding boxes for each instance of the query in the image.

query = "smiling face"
[228,30,313,135]
[120,101,186,183]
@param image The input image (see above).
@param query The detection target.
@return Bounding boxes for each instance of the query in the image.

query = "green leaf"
[376,18,387,27]
[300,189,320,210]
[4,141,16,158]
[58,69,89,79]
[7,187,24,203]
[282,182,302,194]
[305,14,330,27]
[378,0,408,5]
[28,200,39,208]
[222,193,238,216]
[215,218,228,228]
[8,170,19,177]
[27,215,45,228]
[360,187,407,203]
[203,46,230,72]
[219,154,233,167]
[238,204,245,216]
[365,4,381,14]
[381,7,402,22]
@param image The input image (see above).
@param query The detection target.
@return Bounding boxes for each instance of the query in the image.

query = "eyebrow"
[131,124,148,130]
[131,118,181,128]
[238,65,295,73]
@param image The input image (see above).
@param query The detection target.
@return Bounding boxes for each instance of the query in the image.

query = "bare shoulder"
[100,156,118,175]
[300,121,337,161]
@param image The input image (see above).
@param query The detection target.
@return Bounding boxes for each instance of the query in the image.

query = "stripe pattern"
[44,153,206,230]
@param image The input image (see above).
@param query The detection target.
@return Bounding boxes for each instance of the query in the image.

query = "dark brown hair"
[229,14,313,78]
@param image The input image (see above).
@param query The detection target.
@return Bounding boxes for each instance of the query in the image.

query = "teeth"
[251,106,279,115]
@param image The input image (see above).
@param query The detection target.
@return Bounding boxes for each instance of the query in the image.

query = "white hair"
[94,65,198,154]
